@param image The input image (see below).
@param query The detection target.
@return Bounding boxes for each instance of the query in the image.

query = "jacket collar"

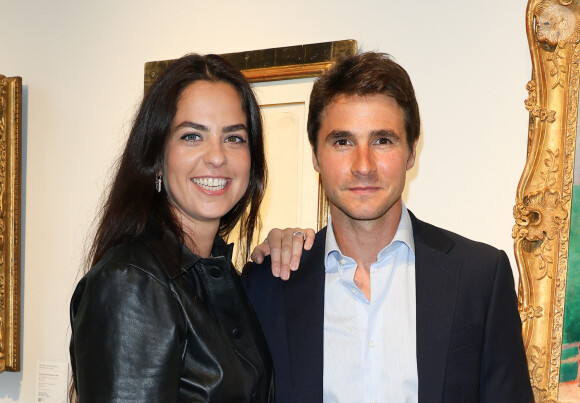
[139,219,232,280]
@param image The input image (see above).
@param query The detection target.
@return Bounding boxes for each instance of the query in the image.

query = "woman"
[70,54,273,401]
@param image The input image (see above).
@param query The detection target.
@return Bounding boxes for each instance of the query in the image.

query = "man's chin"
[337,207,391,222]
[329,200,402,223]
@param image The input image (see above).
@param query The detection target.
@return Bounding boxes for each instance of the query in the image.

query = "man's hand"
[251,228,315,280]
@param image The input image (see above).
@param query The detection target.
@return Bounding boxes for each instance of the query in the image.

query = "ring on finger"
[292,230,306,242]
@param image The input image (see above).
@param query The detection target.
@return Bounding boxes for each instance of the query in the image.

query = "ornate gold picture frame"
[0,74,22,373]
[514,1,580,401]
[144,40,358,230]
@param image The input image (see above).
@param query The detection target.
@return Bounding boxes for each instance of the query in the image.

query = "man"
[244,52,532,402]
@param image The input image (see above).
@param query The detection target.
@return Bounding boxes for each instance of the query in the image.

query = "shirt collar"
[324,203,415,272]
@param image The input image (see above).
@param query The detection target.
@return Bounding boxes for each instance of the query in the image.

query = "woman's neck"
[174,211,220,258]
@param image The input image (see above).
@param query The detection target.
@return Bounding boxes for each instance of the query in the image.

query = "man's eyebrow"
[174,121,208,131]
[370,129,400,138]
[326,129,401,140]
[223,124,248,133]
[326,130,354,140]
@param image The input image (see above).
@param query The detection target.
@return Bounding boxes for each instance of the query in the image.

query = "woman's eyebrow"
[223,124,248,133]
[174,121,209,131]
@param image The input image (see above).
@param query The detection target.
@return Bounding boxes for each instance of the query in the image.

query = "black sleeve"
[479,250,533,402]
[70,264,185,402]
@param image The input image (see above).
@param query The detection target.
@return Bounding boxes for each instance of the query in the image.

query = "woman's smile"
[192,176,230,192]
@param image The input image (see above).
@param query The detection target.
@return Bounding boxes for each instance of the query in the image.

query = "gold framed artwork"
[0,74,22,373]
[144,40,358,231]
[514,1,580,401]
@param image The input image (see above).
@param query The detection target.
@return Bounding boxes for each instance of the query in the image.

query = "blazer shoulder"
[242,227,328,293]
[410,211,503,258]
[242,256,277,286]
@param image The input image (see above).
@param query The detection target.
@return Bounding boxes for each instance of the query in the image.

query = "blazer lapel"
[411,213,461,401]
[283,227,327,403]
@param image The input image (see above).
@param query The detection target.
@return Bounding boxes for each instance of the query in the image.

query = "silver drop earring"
[155,173,162,193]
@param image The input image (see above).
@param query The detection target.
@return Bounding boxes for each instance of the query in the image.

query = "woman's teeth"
[193,177,227,191]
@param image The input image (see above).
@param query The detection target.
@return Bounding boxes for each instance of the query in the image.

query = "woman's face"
[163,80,251,235]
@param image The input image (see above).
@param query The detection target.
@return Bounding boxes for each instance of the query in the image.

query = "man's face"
[313,94,417,225]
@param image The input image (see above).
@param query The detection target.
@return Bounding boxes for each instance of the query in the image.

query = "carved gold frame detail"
[144,40,358,230]
[0,74,22,373]
[515,1,580,400]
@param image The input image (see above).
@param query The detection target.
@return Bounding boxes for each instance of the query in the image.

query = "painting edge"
[513,1,580,400]
[0,74,22,373]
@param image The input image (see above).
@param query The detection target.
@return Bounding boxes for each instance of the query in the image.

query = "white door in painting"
[230,78,320,265]
[253,78,319,239]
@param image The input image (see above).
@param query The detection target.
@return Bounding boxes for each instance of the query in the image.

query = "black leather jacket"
[70,223,274,402]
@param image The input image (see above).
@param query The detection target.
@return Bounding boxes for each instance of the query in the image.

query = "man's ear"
[406,139,418,170]
[312,147,320,173]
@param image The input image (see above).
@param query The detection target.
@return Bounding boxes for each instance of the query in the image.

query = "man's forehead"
[319,93,405,129]
[322,93,401,114]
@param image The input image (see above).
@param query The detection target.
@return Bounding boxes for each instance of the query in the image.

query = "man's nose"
[351,145,376,176]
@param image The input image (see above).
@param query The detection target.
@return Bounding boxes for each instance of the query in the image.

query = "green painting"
[559,133,580,400]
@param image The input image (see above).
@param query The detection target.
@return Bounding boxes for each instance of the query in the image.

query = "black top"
[70,222,274,402]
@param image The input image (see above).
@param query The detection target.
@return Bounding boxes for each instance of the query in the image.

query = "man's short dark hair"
[307,52,420,153]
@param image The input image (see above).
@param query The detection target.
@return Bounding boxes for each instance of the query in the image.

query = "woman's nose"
[203,139,226,167]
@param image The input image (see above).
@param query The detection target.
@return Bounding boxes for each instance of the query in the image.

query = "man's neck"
[330,200,403,270]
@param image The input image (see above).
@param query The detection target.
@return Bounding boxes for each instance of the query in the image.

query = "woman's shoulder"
[70,237,185,322]
[81,237,172,290]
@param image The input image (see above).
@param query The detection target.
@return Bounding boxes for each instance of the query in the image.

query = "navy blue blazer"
[243,212,533,402]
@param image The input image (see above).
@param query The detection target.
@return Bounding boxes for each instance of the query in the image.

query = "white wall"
[0,0,530,400]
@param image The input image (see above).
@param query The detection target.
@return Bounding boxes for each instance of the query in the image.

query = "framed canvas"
[514,1,580,401]
[0,74,22,373]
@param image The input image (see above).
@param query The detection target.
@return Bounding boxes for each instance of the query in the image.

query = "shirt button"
[231,327,242,339]
[339,259,347,265]
[369,340,375,348]
[351,288,357,294]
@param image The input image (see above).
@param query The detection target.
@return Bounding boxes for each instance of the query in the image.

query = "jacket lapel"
[410,212,462,401]
[283,227,327,403]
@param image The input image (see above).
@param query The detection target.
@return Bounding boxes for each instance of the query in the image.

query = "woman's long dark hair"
[88,53,266,269]
[71,54,265,402]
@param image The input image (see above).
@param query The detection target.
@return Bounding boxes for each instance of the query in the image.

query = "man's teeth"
[193,177,228,190]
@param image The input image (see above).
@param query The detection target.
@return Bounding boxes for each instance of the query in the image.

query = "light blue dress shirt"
[323,204,418,403]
